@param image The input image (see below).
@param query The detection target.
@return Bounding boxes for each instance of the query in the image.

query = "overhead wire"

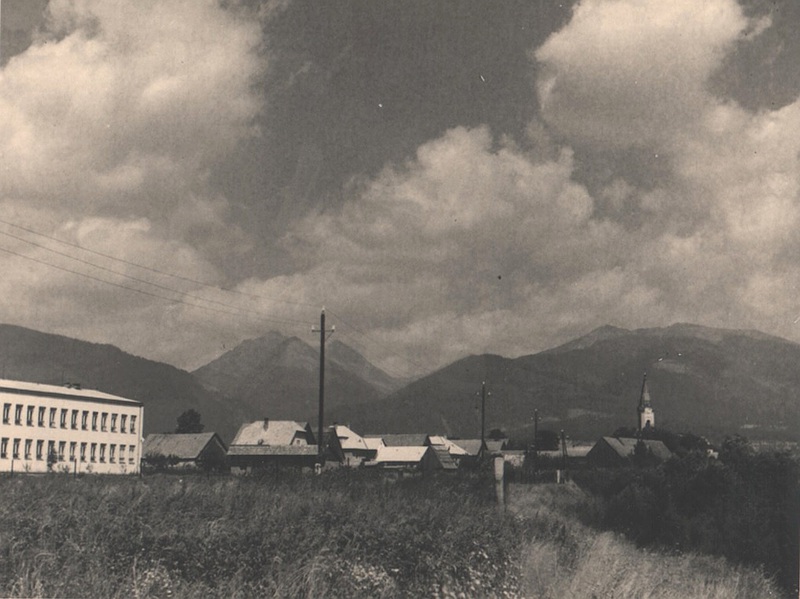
[0,228,310,325]
[0,244,309,328]
[0,216,426,377]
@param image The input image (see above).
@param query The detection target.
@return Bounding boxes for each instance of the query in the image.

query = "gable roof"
[231,420,311,446]
[429,446,458,470]
[363,437,385,451]
[367,434,428,447]
[371,446,429,464]
[332,424,370,451]
[451,439,483,456]
[427,436,469,456]
[143,433,223,460]
[599,437,673,461]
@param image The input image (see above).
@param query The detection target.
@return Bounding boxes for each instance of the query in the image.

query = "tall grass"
[0,472,784,598]
[0,471,522,598]
[508,483,782,599]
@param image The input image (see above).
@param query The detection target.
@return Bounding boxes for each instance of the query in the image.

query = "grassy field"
[0,471,784,598]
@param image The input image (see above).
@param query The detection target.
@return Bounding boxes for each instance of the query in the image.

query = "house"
[365,445,444,472]
[587,436,673,467]
[0,378,144,475]
[227,419,318,473]
[142,432,227,471]
[328,424,379,466]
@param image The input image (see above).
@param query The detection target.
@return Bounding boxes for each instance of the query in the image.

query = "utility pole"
[532,408,539,467]
[479,381,491,454]
[312,308,334,469]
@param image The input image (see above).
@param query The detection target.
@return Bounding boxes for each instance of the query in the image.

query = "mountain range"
[327,323,800,442]
[0,322,796,443]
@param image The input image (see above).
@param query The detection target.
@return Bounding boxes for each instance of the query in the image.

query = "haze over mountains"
[0,323,797,444]
[328,323,800,442]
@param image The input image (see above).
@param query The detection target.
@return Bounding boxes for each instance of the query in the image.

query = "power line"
[0,228,309,325]
[0,217,319,309]
[0,216,427,376]
[0,244,310,328]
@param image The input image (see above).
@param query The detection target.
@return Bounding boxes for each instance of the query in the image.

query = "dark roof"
[143,433,223,460]
[452,439,483,456]
[485,440,506,453]
[366,434,428,447]
[597,437,673,461]
[227,445,317,457]
[430,446,458,470]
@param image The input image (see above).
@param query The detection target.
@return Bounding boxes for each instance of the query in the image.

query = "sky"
[1,0,800,379]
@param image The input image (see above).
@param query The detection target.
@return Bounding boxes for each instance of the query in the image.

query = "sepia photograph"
[0,1,797,597]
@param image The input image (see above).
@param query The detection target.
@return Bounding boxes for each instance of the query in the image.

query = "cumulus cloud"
[0,0,266,365]
[264,0,800,374]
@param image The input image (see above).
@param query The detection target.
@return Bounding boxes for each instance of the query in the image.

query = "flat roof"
[0,378,142,407]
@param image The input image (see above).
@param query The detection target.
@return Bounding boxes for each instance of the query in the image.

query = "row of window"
[0,437,136,464]
[1,403,136,434]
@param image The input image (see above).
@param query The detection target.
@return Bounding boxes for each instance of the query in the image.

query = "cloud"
[0,0,266,365]
[535,0,751,148]
[265,0,800,374]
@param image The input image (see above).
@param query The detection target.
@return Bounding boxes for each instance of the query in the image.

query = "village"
[0,371,685,478]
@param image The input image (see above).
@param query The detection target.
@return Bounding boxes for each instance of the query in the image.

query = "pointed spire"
[638,372,651,411]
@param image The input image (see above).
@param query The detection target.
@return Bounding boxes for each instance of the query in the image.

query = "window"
[120,414,127,433]
[99,444,106,463]
[58,441,66,462]
[13,438,20,459]
[101,413,108,432]
[109,444,116,463]
[24,439,32,460]
[14,404,22,425]
[130,415,137,434]
[81,411,88,430]
[36,440,44,460]
[49,408,56,428]
[60,409,68,429]
[0,437,7,458]
[90,443,97,462]
[2,403,9,424]
[47,441,55,463]
[71,410,78,429]
[91,412,98,431]
[38,407,45,427]
[80,443,87,463]
[111,414,118,432]
[119,445,126,462]
[69,442,77,462]
[26,406,34,426]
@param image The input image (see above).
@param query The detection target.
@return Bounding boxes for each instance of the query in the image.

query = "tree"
[175,409,204,434]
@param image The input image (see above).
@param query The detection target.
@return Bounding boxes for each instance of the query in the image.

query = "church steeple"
[638,372,655,432]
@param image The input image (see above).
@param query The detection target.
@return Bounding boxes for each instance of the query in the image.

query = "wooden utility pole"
[312,309,334,468]
[480,381,490,450]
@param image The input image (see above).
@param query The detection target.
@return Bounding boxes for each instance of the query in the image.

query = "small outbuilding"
[142,432,227,471]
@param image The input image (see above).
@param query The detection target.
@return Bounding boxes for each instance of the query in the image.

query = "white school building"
[0,379,144,474]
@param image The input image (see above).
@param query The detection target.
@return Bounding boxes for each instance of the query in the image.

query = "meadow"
[0,469,786,598]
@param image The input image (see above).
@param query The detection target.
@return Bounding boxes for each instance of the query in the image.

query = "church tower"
[638,372,655,432]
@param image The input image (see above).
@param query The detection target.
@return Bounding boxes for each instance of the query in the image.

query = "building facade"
[0,379,144,474]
